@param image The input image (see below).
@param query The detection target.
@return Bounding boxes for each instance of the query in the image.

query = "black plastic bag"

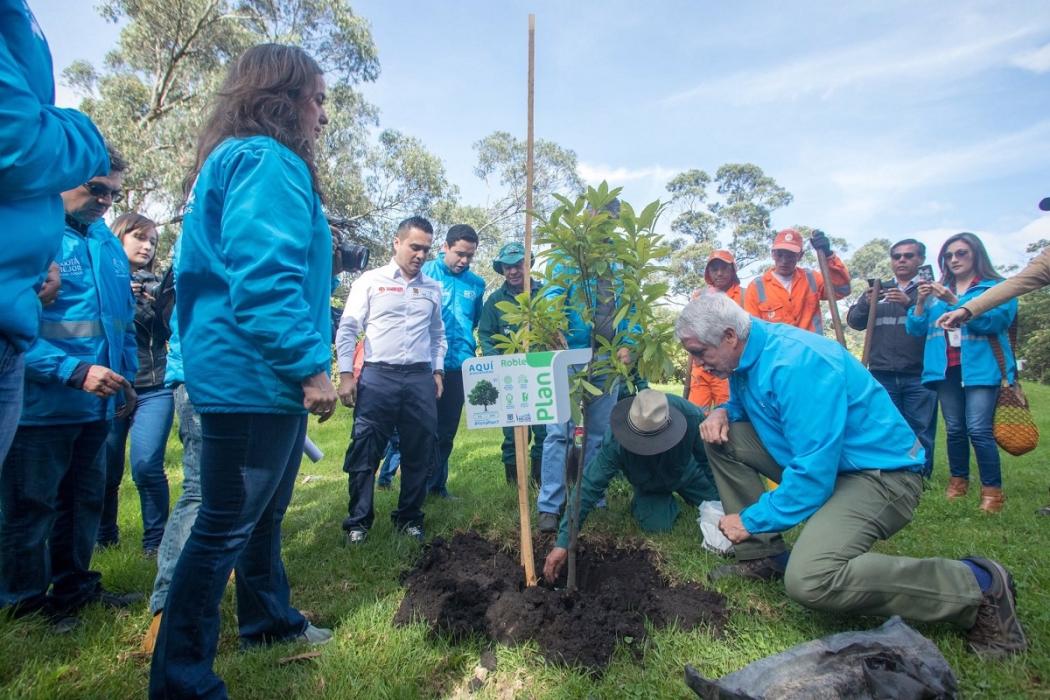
[685,616,957,699]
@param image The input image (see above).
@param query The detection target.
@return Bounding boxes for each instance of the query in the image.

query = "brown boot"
[946,477,969,500]
[141,610,162,654]
[979,486,1005,514]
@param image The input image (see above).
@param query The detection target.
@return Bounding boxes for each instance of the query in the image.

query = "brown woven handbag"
[989,323,1039,456]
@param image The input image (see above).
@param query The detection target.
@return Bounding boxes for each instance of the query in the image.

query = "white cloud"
[664,25,1038,105]
[577,162,679,185]
[1011,42,1050,73]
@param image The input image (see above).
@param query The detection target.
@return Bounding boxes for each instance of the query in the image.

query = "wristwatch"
[433,369,445,376]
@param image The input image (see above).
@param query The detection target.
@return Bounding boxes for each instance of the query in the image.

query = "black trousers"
[428,369,464,495]
[342,364,437,531]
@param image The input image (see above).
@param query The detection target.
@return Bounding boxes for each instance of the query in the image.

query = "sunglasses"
[82,181,124,203]
[942,249,970,261]
[891,252,917,261]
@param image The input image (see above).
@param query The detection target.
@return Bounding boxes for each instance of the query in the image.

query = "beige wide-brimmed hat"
[610,389,688,456]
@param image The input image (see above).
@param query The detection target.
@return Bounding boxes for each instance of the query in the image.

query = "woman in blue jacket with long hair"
[906,232,1016,513]
[149,44,338,699]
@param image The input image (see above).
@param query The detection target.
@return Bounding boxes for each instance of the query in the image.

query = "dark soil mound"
[394,530,728,671]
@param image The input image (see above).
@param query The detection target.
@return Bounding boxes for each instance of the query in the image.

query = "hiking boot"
[946,477,969,500]
[400,524,425,542]
[709,555,787,582]
[344,528,368,546]
[376,481,392,491]
[964,557,1027,658]
[537,512,559,533]
[297,623,333,645]
[979,486,1005,514]
[95,590,144,609]
[142,611,163,654]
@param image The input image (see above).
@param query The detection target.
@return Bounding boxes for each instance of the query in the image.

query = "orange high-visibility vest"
[743,256,851,333]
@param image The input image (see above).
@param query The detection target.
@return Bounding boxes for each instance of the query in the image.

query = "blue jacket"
[21,218,137,425]
[177,136,333,414]
[724,320,924,534]
[422,258,484,370]
[542,260,634,350]
[906,278,1017,387]
[0,0,110,352]
[164,237,184,387]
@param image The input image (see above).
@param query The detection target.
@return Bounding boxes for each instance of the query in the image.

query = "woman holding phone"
[906,233,1017,512]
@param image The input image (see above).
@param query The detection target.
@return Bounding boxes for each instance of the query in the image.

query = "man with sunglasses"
[0,147,141,631]
[846,239,937,477]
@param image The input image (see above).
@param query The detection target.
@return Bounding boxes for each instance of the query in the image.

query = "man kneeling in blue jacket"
[677,294,1026,659]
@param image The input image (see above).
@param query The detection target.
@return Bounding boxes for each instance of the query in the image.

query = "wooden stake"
[515,13,538,587]
[861,279,880,366]
[815,247,847,347]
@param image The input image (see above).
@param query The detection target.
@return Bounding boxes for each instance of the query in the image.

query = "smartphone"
[866,278,887,299]
[917,265,934,284]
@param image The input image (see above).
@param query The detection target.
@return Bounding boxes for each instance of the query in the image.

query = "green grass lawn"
[2,383,1048,698]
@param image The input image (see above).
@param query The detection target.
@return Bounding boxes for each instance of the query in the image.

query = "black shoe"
[344,528,368,545]
[95,590,145,609]
[965,557,1027,658]
[709,555,787,582]
[1036,504,1050,517]
[400,524,425,542]
[537,512,559,533]
[49,615,80,634]
[376,481,392,491]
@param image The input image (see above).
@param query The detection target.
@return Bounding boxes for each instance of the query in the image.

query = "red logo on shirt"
[377,286,404,294]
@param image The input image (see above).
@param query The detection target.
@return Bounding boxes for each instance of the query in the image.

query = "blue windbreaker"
[905,278,1017,387]
[542,260,635,350]
[723,320,924,534]
[177,136,333,414]
[164,237,183,387]
[21,219,137,425]
[0,0,109,352]
[422,258,485,370]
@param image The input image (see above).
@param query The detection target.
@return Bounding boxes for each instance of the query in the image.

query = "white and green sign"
[461,349,592,429]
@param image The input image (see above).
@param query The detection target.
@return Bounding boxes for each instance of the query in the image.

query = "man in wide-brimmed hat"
[542,389,718,581]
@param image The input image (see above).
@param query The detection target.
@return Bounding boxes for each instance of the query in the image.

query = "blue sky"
[33,0,1050,271]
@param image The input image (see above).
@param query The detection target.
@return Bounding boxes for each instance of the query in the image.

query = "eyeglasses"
[942,249,970,261]
[81,182,123,203]
[891,252,917,261]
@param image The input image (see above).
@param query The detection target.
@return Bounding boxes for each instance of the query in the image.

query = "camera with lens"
[328,217,371,274]
[132,269,163,299]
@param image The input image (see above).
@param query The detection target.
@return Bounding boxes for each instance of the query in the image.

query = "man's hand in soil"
[700,408,730,444]
[544,547,568,582]
[718,513,751,544]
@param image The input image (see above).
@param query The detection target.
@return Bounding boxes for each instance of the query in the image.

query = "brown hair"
[186,44,323,197]
[111,212,158,271]
[936,232,1003,287]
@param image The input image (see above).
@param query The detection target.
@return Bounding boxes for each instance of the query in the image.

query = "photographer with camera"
[846,239,936,477]
[96,213,175,555]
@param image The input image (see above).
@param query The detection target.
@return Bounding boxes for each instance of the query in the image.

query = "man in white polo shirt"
[335,216,446,544]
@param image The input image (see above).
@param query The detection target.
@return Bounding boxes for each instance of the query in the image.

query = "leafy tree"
[1017,240,1050,384]
[64,0,455,261]
[664,163,792,294]
[467,380,500,410]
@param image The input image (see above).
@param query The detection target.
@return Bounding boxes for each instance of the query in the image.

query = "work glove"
[810,230,832,257]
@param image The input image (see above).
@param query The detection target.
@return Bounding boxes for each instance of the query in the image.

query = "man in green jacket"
[543,389,719,581]
[477,242,546,485]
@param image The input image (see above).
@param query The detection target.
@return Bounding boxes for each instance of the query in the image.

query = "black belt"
[363,361,431,373]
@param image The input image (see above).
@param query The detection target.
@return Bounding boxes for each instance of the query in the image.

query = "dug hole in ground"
[394,530,729,671]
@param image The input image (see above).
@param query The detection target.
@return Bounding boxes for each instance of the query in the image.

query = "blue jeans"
[376,430,401,486]
[936,366,1001,487]
[0,336,23,466]
[538,366,617,515]
[870,371,937,478]
[149,413,308,699]
[98,386,175,550]
[149,385,201,614]
[0,420,109,614]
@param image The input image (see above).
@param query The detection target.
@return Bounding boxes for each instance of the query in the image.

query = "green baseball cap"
[492,241,529,274]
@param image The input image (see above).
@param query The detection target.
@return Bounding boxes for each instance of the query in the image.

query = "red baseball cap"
[771,228,803,254]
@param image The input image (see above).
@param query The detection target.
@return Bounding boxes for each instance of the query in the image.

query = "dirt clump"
[394,530,728,671]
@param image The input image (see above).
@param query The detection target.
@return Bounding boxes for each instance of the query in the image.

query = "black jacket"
[846,279,926,376]
[132,267,174,388]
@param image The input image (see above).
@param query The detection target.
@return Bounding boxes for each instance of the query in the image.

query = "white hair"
[675,294,751,346]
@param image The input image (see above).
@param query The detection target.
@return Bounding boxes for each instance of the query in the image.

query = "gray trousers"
[705,422,983,626]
